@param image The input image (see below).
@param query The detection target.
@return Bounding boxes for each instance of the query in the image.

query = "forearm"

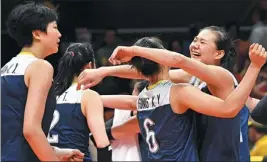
[224,63,261,115]
[99,65,146,80]
[101,95,137,111]
[24,128,58,161]
[133,46,185,68]
[87,116,110,148]
[251,95,267,124]
[133,46,220,85]
[111,116,140,140]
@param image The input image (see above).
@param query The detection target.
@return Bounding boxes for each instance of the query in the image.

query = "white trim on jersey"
[1,55,37,77]
[56,84,83,104]
[137,81,173,112]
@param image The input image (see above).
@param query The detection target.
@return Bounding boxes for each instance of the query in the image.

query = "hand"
[249,43,267,68]
[109,46,135,65]
[54,147,84,162]
[77,69,104,90]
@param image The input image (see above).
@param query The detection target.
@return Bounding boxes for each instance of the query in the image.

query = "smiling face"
[189,29,222,65]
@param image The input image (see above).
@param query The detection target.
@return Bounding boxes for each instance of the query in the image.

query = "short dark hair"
[129,37,165,77]
[6,2,58,47]
[136,80,149,93]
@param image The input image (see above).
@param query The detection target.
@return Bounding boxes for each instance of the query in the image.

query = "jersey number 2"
[47,110,60,143]
[144,118,159,153]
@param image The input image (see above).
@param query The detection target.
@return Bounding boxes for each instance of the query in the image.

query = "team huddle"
[1,2,267,162]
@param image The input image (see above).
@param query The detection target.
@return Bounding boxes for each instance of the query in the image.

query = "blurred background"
[2,0,267,159]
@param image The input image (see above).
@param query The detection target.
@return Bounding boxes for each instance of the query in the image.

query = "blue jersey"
[48,84,91,162]
[138,133,149,161]
[1,54,56,162]
[137,81,199,161]
[190,71,249,161]
[239,105,250,162]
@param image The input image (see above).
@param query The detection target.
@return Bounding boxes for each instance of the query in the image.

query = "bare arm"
[172,63,262,118]
[99,65,146,80]
[23,60,58,161]
[78,65,147,89]
[169,69,192,83]
[132,46,233,88]
[81,89,110,148]
[100,95,137,111]
[111,116,140,140]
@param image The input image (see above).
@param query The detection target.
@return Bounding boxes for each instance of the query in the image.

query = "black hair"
[54,42,95,96]
[129,37,165,77]
[201,26,237,73]
[6,2,58,47]
[135,80,149,93]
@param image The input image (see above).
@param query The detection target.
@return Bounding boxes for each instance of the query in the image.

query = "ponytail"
[221,45,237,73]
[54,52,76,96]
[54,42,95,96]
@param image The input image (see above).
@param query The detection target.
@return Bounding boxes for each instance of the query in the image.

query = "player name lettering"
[138,94,160,110]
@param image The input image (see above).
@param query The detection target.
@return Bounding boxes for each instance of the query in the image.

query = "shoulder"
[27,59,54,74]
[25,59,54,87]
[82,89,100,97]
[207,65,235,86]
[81,89,100,103]
[170,83,193,96]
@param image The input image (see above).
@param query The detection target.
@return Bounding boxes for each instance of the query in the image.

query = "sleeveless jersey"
[190,70,249,161]
[1,54,56,161]
[137,80,199,161]
[48,84,91,161]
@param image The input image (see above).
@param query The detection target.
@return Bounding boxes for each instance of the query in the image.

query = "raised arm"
[109,46,233,88]
[171,62,264,118]
[100,95,137,111]
[78,65,147,90]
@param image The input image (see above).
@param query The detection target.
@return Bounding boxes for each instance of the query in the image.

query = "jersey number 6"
[144,118,159,153]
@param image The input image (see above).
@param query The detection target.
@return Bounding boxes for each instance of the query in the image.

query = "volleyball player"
[79,26,264,161]
[1,3,62,161]
[48,43,112,162]
[98,37,266,161]
[109,27,267,161]
[1,2,86,161]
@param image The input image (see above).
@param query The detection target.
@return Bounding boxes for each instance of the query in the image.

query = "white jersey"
[111,109,141,161]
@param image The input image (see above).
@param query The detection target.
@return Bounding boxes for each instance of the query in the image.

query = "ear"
[88,62,93,69]
[214,50,225,60]
[32,30,42,41]
[83,62,93,70]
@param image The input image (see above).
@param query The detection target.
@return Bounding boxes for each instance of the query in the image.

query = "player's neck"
[149,69,170,85]
[21,44,46,59]
[72,76,78,84]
